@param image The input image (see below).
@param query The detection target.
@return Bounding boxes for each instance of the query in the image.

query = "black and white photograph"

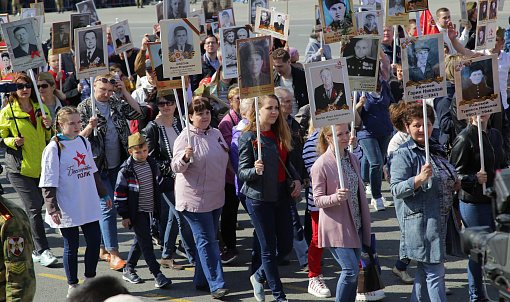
[1,18,46,72]
[160,18,201,77]
[305,58,354,128]
[249,0,268,25]
[478,0,488,20]
[272,12,286,35]
[21,8,36,19]
[51,21,71,55]
[111,19,133,55]
[0,14,9,49]
[404,0,429,12]
[386,0,408,25]
[361,0,382,10]
[189,9,206,41]
[255,8,290,40]
[218,8,235,28]
[76,0,99,25]
[74,24,108,79]
[455,54,500,119]
[147,42,182,90]
[203,0,217,22]
[211,21,219,35]
[342,36,380,91]
[0,51,14,81]
[315,5,322,27]
[319,0,356,44]
[258,9,270,29]
[401,33,446,101]
[357,10,383,36]
[460,0,469,27]
[476,25,486,48]
[71,13,90,42]
[220,26,252,79]
[237,35,273,99]
[489,0,497,19]
[165,0,187,20]
[216,0,232,10]
[156,2,164,23]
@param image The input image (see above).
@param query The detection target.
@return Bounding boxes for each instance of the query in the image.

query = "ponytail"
[52,106,80,150]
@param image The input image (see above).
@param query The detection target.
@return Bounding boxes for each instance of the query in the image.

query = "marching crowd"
[0,2,510,302]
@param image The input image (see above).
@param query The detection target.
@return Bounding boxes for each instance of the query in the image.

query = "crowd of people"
[0,2,510,302]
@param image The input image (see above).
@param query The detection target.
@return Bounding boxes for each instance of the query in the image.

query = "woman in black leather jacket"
[142,89,196,269]
[238,94,302,302]
[449,113,508,302]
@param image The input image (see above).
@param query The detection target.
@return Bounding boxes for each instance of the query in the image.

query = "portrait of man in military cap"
[344,38,378,77]
[363,13,378,34]
[408,39,439,82]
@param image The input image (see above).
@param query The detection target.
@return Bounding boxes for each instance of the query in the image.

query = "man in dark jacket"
[191,35,219,90]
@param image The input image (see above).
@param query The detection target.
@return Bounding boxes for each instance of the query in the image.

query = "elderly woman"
[449,114,507,301]
[171,98,230,299]
[388,102,461,301]
[37,72,68,122]
[0,73,56,266]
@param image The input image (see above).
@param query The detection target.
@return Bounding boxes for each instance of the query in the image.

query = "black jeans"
[220,183,240,250]
[9,173,49,254]
[126,211,161,277]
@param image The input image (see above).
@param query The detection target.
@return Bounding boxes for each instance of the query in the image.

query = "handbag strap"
[364,245,377,265]
[277,155,293,181]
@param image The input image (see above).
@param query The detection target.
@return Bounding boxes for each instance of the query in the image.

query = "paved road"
[4,1,509,300]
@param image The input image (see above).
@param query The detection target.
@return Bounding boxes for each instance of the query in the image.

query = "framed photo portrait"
[165,0,188,20]
[306,58,354,128]
[220,26,252,79]
[74,24,108,79]
[254,8,289,40]
[71,13,91,42]
[356,10,383,37]
[460,0,469,27]
[237,35,274,99]
[476,25,487,48]
[0,51,15,82]
[76,0,100,25]
[147,42,183,90]
[203,0,217,22]
[478,0,488,20]
[156,2,164,23]
[189,9,206,41]
[1,18,46,72]
[401,33,446,101]
[52,21,72,55]
[404,0,429,12]
[319,0,357,44]
[341,36,380,91]
[211,21,220,35]
[360,0,382,10]
[218,8,235,28]
[315,5,322,28]
[0,14,9,50]
[386,0,408,26]
[111,20,133,55]
[160,18,202,78]
[21,8,37,19]
[30,2,45,22]
[249,0,268,25]
[454,54,500,119]
[216,0,232,10]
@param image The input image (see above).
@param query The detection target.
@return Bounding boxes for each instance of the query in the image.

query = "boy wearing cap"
[114,132,173,288]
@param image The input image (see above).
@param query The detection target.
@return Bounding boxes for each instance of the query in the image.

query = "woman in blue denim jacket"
[388,103,460,302]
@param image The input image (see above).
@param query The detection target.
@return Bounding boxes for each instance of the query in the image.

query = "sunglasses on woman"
[157,101,175,107]
[37,84,50,89]
[17,82,33,90]
[98,77,117,85]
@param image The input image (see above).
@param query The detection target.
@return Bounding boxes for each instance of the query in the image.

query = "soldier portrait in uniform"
[388,0,405,16]
[478,0,488,20]
[363,13,378,34]
[314,67,347,114]
[323,0,351,30]
[408,39,439,82]
[52,22,70,50]
[344,38,378,77]
[165,0,187,20]
[476,26,486,47]
[258,10,270,29]
[461,62,494,102]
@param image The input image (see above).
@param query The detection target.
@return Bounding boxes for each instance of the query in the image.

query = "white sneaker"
[40,249,58,267]
[392,266,414,284]
[32,252,41,263]
[365,183,372,197]
[371,198,385,211]
[382,196,394,207]
[308,275,331,298]
[356,290,385,301]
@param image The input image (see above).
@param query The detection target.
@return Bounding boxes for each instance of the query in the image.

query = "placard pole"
[58,54,62,90]
[477,115,486,193]
[393,25,397,64]
[123,51,133,80]
[27,69,46,118]
[173,88,185,126]
[181,76,193,163]
[254,96,262,175]
[415,12,422,35]
[331,124,345,189]
[350,91,358,153]
[90,76,98,136]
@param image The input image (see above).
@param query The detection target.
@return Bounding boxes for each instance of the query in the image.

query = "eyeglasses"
[205,41,217,45]
[37,84,50,89]
[157,101,175,107]
[98,77,117,85]
[17,82,33,90]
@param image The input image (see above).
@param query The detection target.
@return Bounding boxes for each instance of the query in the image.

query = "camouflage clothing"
[0,197,36,302]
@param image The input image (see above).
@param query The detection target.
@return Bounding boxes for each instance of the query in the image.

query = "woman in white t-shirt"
[40,107,112,297]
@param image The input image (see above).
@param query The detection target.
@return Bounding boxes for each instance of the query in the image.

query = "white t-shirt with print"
[40,137,103,228]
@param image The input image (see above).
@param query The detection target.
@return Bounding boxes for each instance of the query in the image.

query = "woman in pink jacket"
[171,99,230,299]
[310,124,372,302]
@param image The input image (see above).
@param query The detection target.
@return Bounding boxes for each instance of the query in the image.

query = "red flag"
[419,10,440,35]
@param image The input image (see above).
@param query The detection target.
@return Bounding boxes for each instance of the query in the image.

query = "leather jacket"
[449,123,507,204]
[238,130,301,202]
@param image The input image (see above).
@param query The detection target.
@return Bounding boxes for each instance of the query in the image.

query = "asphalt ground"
[4,1,510,301]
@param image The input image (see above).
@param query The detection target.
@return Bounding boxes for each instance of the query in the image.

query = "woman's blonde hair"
[52,106,80,150]
[243,94,293,151]
[317,124,349,155]
[445,54,467,82]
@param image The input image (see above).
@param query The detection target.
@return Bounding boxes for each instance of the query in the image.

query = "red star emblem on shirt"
[73,151,86,167]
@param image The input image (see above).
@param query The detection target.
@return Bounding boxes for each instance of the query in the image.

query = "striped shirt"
[132,159,154,212]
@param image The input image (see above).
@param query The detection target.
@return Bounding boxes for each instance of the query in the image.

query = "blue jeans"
[126,211,161,277]
[411,262,446,302]
[160,191,196,264]
[99,166,120,251]
[329,229,362,302]
[60,221,101,285]
[460,201,495,301]
[359,136,391,199]
[182,208,226,292]
[246,184,293,302]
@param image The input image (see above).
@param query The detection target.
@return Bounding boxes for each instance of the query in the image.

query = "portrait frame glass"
[30,3,45,22]
[52,21,72,55]
[237,35,274,99]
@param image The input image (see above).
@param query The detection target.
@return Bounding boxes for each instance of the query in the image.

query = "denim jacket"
[388,137,458,264]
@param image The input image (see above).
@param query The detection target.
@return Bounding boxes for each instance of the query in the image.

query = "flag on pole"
[415,10,440,36]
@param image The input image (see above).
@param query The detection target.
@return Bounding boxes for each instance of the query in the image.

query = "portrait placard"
[401,34,446,101]
[341,36,380,92]
[237,36,274,99]
[1,18,46,72]
[460,0,469,27]
[147,42,184,90]
[203,0,218,22]
[74,24,108,79]
[404,0,428,12]
[216,0,233,10]
[211,22,219,35]
[156,2,164,23]
[189,9,206,41]
[356,10,383,37]
[0,14,9,50]
[71,13,91,42]
[315,5,322,28]
[249,0,268,25]
[160,18,202,78]
[218,8,235,28]
[21,8,36,19]
[111,20,133,55]
[32,16,44,41]
[386,0,409,26]
[76,0,100,25]
[475,0,497,50]
[165,0,188,20]
[454,54,500,119]
[306,58,354,129]
[353,4,375,26]
[52,21,72,55]
[319,0,356,44]
[0,51,15,82]
[254,8,289,40]
[220,26,252,79]
[360,0,382,10]
[30,3,45,22]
